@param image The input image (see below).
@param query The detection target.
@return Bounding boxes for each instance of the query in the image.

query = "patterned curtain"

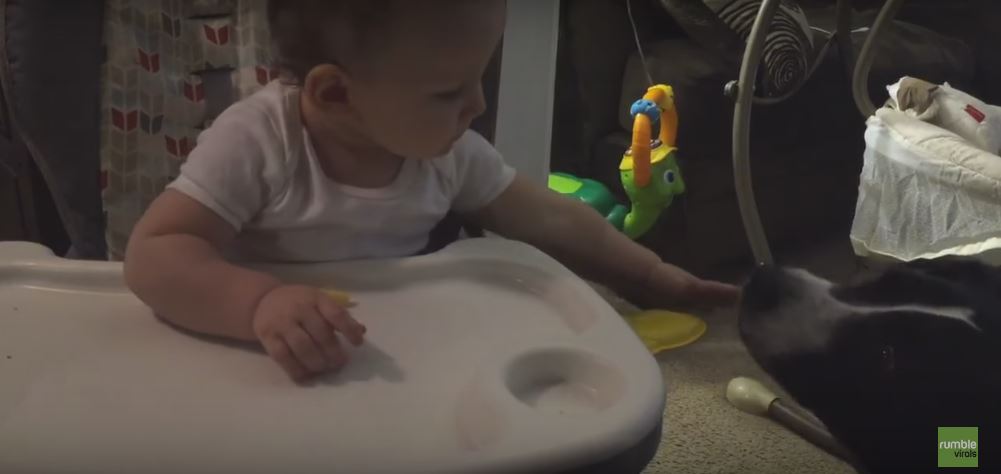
[100,0,276,260]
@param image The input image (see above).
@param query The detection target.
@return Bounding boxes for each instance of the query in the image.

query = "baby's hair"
[266,0,393,83]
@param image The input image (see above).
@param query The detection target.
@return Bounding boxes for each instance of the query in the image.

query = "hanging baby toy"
[549,0,685,240]
[620,83,685,239]
[547,83,685,240]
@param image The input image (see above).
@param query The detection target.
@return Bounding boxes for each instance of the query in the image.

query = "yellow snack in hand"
[321,289,356,307]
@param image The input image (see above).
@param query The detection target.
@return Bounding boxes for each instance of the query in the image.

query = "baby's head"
[267,0,506,159]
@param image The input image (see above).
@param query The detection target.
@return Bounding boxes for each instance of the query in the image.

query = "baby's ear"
[303,64,350,107]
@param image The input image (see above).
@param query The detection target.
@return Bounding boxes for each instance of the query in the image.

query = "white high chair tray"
[0,238,665,474]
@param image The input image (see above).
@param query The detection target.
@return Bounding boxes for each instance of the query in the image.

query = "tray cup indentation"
[504,348,625,416]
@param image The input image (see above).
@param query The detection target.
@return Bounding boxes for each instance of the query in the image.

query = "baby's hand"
[252,284,366,382]
[628,262,740,313]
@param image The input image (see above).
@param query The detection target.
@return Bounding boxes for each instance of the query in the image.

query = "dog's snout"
[742,265,784,311]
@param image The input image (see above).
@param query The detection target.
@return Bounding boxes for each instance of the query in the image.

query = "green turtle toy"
[549,84,685,240]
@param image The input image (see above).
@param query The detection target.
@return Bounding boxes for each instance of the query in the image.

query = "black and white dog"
[739,257,1000,473]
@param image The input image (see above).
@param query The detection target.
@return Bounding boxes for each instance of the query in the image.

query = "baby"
[124,0,738,382]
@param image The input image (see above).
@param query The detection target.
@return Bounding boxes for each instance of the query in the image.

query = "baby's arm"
[468,175,657,291]
[125,190,365,382]
[447,132,734,311]
[124,189,278,341]
[467,174,738,311]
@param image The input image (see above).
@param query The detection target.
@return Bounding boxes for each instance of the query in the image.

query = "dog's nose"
[742,265,783,311]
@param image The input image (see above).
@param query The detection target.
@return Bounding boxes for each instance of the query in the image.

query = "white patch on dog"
[850,304,978,329]
[744,268,979,359]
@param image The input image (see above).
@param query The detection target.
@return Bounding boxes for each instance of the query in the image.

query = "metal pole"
[836,0,855,81]
[851,0,906,118]
[731,0,781,266]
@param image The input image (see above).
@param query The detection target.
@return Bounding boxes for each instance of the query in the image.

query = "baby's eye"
[432,87,463,101]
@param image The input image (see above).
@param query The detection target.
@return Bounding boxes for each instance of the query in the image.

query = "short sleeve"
[166,102,286,231]
[449,131,517,212]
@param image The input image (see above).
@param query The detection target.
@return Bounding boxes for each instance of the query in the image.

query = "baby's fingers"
[317,294,366,346]
[299,312,348,370]
[284,325,328,373]
[261,336,309,382]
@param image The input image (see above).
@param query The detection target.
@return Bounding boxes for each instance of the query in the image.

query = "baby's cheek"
[422,111,458,138]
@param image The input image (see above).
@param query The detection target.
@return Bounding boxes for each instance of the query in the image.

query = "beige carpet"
[644,307,853,474]
[591,239,865,473]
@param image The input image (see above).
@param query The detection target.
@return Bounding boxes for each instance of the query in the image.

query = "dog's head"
[738,257,1001,472]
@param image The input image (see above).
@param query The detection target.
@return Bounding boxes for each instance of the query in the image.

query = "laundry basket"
[850,107,1001,265]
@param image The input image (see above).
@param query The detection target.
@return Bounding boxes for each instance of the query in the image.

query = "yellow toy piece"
[623,309,707,355]
[628,84,678,188]
[619,141,676,171]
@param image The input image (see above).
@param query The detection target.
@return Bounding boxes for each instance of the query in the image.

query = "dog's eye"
[880,345,896,373]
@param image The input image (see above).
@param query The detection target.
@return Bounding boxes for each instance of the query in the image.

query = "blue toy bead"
[630,99,660,122]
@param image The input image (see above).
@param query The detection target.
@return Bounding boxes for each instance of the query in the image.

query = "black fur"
[739,258,1001,473]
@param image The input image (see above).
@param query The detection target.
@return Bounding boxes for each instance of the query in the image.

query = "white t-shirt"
[167,81,516,263]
